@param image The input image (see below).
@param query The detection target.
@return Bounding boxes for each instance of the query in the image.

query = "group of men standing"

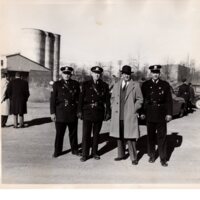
[50,64,173,167]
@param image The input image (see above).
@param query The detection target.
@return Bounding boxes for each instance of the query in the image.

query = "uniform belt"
[64,100,75,107]
[87,102,104,108]
[148,101,164,106]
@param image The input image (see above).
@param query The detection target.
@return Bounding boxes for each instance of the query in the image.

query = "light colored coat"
[1,77,10,116]
[110,79,143,139]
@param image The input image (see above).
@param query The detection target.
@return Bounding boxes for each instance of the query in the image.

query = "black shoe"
[80,156,88,162]
[161,161,168,167]
[52,153,61,158]
[114,157,126,161]
[132,160,138,165]
[72,150,81,157]
[93,154,100,160]
[148,157,155,163]
[18,124,25,128]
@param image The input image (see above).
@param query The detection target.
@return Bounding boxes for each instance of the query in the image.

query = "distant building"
[1,53,50,81]
[162,64,190,82]
[1,53,51,102]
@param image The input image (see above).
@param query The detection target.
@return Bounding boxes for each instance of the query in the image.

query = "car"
[192,95,200,109]
[191,84,200,109]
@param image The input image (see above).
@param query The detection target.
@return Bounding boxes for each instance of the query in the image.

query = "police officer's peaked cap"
[149,65,162,73]
[60,66,73,74]
[91,66,103,74]
[120,65,133,75]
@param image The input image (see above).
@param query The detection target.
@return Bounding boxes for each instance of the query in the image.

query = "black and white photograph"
[1,0,200,189]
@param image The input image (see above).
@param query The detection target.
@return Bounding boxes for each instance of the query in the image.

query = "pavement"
[1,102,200,186]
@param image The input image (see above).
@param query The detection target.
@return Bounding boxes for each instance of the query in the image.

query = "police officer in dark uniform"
[50,66,80,158]
[178,78,190,114]
[141,65,173,167]
[78,66,111,162]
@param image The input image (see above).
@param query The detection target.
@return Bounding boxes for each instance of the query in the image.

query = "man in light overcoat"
[110,65,143,165]
[1,69,10,127]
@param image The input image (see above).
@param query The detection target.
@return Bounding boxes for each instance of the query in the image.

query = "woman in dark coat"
[6,72,30,128]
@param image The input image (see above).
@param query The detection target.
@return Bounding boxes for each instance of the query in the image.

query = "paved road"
[1,102,200,185]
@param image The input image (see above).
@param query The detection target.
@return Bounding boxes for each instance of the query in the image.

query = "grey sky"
[1,0,200,71]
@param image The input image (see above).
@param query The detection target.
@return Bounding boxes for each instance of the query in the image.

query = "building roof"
[6,53,50,72]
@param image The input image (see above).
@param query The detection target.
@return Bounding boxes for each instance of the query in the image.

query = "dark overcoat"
[50,79,80,123]
[178,83,190,102]
[141,79,172,122]
[6,78,30,115]
[78,79,111,122]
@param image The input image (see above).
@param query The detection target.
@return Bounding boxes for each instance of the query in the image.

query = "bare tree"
[117,60,123,77]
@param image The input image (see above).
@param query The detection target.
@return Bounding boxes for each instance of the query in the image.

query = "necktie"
[123,81,127,91]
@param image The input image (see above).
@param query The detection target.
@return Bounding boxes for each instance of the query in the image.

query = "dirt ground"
[1,102,200,186]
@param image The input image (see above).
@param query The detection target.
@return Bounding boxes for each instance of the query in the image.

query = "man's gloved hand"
[165,115,172,122]
[104,113,111,121]
[77,112,83,120]
[140,114,146,120]
[51,114,56,122]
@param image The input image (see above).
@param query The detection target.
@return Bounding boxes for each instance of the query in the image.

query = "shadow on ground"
[98,132,117,156]
[166,132,183,161]
[26,117,52,127]
[51,131,183,161]
[136,132,183,162]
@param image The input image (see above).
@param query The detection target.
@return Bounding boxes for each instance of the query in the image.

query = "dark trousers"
[54,121,78,155]
[147,122,167,161]
[117,120,137,161]
[82,120,102,157]
[1,115,8,127]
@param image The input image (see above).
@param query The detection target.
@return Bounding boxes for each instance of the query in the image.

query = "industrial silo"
[21,28,46,66]
[53,34,60,81]
[21,28,61,81]
[44,32,55,69]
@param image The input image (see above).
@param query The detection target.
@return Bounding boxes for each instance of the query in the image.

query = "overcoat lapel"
[118,79,123,96]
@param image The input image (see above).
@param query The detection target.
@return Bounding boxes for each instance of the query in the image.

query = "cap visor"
[62,71,71,75]
[151,70,160,73]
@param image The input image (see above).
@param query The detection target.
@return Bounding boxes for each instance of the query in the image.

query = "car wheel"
[195,99,200,109]
[179,106,185,117]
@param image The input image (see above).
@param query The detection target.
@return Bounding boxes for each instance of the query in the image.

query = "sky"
[1,0,200,73]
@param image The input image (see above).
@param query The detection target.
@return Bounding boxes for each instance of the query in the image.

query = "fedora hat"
[121,65,133,75]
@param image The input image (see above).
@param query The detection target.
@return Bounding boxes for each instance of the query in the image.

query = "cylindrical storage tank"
[21,28,46,66]
[53,34,60,81]
[44,32,55,69]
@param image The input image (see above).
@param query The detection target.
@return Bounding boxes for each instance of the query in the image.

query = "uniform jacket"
[78,79,111,122]
[178,83,190,102]
[110,79,143,139]
[1,77,10,116]
[50,79,80,123]
[6,78,29,115]
[141,79,172,123]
